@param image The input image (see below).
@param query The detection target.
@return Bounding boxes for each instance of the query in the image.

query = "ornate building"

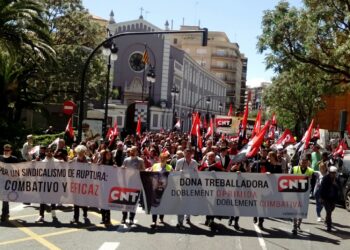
[88,14,228,134]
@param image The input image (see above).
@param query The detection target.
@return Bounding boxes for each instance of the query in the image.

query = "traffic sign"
[63,100,76,116]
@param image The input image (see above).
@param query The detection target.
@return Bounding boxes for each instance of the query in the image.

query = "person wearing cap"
[175,148,198,228]
[121,146,145,225]
[319,166,339,231]
[291,155,314,235]
[70,145,90,224]
[21,134,33,161]
[0,144,18,222]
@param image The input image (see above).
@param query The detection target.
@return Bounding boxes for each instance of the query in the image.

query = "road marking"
[254,224,267,250]
[98,242,120,250]
[0,237,32,246]
[9,220,61,250]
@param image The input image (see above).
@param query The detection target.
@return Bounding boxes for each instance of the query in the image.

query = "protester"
[0,144,18,222]
[175,148,198,228]
[319,166,339,231]
[251,147,271,230]
[199,151,224,231]
[35,146,59,223]
[121,146,145,225]
[313,162,328,222]
[291,155,314,235]
[98,149,114,227]
[70,145,90,224]
[150,152,173,229]
[54,139,68,162]
[21,134,34,161]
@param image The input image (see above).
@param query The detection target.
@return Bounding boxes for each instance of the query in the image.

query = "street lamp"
[219,102,223,115]
[171,86,179,126]
[102,29,118,138]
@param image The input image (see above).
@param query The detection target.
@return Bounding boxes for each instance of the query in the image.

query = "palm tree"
[0,0,55,59]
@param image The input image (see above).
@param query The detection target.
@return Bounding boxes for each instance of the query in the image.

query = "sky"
[82,0,303,87]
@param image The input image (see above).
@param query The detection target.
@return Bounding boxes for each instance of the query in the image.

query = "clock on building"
[129,52,146,72]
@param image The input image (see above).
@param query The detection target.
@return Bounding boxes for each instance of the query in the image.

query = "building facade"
[169,26,247,112]
[88,16,227,134]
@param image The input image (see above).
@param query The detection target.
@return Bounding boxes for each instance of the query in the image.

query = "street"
[0,200,349,250]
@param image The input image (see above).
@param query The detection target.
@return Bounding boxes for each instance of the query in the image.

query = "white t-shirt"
[175,158,198,172]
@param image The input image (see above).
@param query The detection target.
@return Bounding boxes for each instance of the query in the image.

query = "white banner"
[141,172,310,218]
[0,161,142,212]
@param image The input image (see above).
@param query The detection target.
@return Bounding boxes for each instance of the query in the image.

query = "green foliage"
[258,0,350,137]
[258,0,350,83]
[0,0,107,141]
[33,132,65,147]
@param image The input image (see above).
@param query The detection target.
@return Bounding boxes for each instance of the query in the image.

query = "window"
[117,116,123,126]
[174,38,178,44]
[196,48,207,54]
[153,114,159,128]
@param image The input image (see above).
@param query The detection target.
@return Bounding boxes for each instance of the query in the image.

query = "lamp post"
[101,29,118,138]
[171,86,179,126]
[146,66,156,130]
[219,102,223,115]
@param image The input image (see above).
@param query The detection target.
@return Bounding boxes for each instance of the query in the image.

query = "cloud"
[246,77,271,88]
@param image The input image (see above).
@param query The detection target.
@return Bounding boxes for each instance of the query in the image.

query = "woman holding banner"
[70,145,90,225]
[98,149,114,227]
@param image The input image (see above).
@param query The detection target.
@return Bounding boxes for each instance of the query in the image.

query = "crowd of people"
[0,130,342,234]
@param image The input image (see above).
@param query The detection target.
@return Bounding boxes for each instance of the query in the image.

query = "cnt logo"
[278,176,309,192]
[109,187,141,205]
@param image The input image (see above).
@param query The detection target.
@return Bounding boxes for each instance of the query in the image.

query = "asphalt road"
[0,200,349,250]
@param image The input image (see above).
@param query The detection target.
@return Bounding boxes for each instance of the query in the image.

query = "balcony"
[212,53,237,60]
[211,64,236,71]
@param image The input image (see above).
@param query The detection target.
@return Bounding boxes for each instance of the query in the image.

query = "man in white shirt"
[175,148,198,227]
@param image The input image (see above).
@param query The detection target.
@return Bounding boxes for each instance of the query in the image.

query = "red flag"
[271,113,277,126]
[333,139,348,158]
[251,108,262,138]
[313,124,320,139]
[106,127,113,140]
[196,122,202,149]
[276,129,296,146]
[268,125,275,140]
[206,118,214,138]
[136,115,141,136]
[242,102,249,131]
[65,117,74,138]
[301,119,314,150]
[228,104,234,116]
[246,121,270,158]
[191,113,200,136]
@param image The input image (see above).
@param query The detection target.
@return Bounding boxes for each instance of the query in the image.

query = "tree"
[0,0,55,58]
[37,0,107,104]
[258,0,350,84]
[0,0,55,124]
[262,63,348,138]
